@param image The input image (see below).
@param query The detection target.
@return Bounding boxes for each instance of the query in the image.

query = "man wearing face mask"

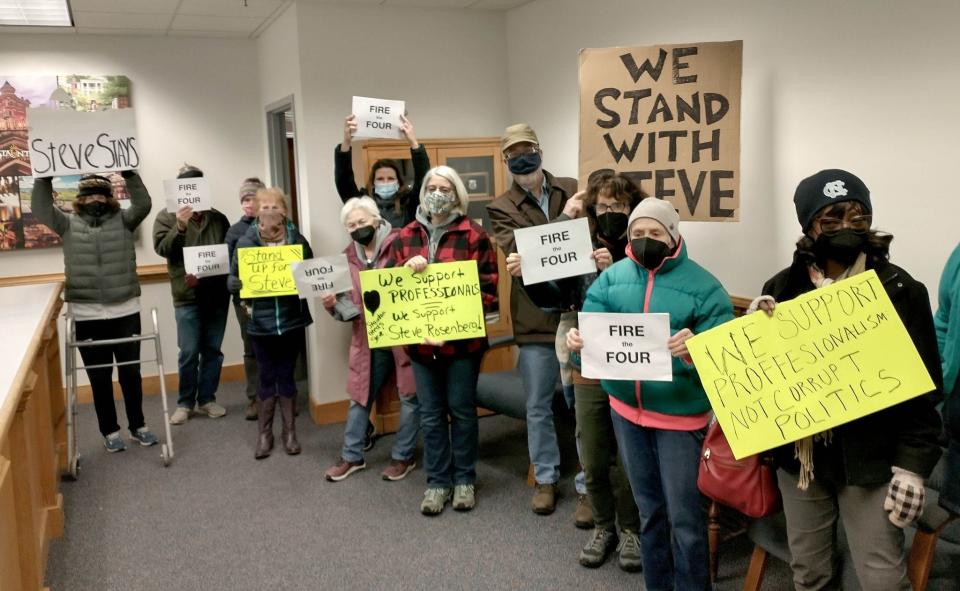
[487,123,584,515]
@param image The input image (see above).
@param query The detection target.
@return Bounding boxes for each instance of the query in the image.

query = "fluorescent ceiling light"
[0,0,72,27]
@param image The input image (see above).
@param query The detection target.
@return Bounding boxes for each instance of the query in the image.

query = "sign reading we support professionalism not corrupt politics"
[686,270,935,459]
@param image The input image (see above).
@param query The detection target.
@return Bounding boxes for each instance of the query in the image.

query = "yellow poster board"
[687,270,935,459]
[358,260,486,348]
[237,245,303,298]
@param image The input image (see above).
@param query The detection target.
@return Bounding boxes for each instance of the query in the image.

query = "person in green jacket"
[567,197,733,591]
[937,243,960,515]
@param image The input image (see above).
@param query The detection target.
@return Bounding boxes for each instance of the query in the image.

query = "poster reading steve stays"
[579,41,742,221]
[28,107,139,178]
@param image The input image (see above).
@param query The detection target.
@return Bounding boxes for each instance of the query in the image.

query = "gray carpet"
[45,380,788,590]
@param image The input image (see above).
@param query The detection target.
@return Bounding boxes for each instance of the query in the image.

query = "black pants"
[74,313,145,436]
[251,328,304,400]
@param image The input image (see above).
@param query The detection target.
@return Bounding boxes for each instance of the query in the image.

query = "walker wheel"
[63,456,80,481]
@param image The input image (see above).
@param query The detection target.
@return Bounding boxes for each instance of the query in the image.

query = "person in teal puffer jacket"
[567,197,733,591]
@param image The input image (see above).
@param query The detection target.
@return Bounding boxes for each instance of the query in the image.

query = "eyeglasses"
[426,185,454,195]
[504,146,540,160]
[816,215,872,235]
[595,203,629,215]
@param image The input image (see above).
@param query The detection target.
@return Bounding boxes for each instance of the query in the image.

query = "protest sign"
[514,217,596,285]
[238,245,303,298]
[292,254,352,299]
[183,244,229,277]
[358,261,485,348]
[163,177,211,212]
[686,270,936,459]
[28,107,139,177]
[579,312,673,381]
[579,41,742,221]
[352,96,404,140]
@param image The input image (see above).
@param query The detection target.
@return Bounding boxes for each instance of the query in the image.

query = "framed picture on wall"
[461,171,490,197]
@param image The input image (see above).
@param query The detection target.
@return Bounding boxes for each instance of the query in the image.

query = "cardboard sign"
[28,107,139,178]
[163,177,211,212]
[514,217,596,285]
[352,96,404,140]
[579,312,673,381]
[184,244,229,277]
[292,254,352,299]
[358,261,486,348]
[686,270,936,459]
[237,245,303,298]
[579,41,742,221]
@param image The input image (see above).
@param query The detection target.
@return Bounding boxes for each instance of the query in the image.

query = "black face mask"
[812,229,866,267]
[507,152,542,175]
[631,237,672,270]
[350,225,376,246]
[596,212,628,240]
[82,201,109,218]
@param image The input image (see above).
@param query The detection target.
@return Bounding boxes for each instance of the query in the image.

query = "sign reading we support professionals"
[686,270,936,460]
[358,261,485,348]
[237,245,303,299]
[291,254,352,299]
[183,244,229,277]
[352,96,405,140]
[514,217,596,285]
[28,107,139,178]
[579,312,673,381]
[579,41,742,221]
[163,177,211,212]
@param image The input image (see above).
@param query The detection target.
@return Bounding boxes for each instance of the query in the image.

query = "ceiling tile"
[76,27,167,36]
[74,10,170,29]
[170,14,263,33]
[177,0,286,18]
[469,0,534,9]
[69,0,180,15]
[167,29,250,38]
[383,0,473,6]
[0,24,76,34]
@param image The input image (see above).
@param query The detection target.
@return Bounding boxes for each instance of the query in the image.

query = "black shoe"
[362,420,378,452]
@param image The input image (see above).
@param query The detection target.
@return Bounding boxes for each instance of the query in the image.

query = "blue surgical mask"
[374,181,400,199]
[507,152,542,175]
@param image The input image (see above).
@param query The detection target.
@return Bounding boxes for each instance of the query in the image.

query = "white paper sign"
[183,244,229,277]
[28,108,139,178]
[163,177,211,213]
[579,312,673,381]
[352,96,404,140]
[514,217,596,285]
[292,254,352,299]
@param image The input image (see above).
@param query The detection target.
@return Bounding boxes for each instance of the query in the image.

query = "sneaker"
[103,431,127,453]
[381,458,416,481]
[452,484,476,511]
[198,402,227,418]
[532,482,557,515]
[420,487,452,515]
[579,527,618,568]
[244,399,259,421]
[362,420,377,452]
[324,458,366,482]
[574,493,595,529]
[616,530,643,572]
[169,407,191,425]
[130,427,159,447]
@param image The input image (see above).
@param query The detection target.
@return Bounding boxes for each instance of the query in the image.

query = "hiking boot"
[532,482,557,515]
[198,401,227,418]
[244,398,259,421]
[130,427,158,447]
[104,431,127,453]
[363,420,377,452]
[325,458,365,482]
[453,484,476,511]
[420,487,452,515]
[381,458,416,481]
[574,493,594,529]
[579,527,618,568]
[616,530,643,572]
[169,407,190,425]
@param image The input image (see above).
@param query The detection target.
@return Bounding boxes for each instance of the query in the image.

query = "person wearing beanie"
[31,170,158,452]
[751,169,942,590]
[566,197,733,591]
[153,164,232,425]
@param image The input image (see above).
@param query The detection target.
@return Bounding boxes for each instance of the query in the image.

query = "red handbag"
[697,419,782,518]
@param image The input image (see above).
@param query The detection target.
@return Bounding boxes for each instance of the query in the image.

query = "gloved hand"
[883,466,925,528]
[226,275,243,294]
[747,295,776,315]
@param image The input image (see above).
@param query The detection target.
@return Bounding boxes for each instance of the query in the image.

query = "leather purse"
[697,419,782,518]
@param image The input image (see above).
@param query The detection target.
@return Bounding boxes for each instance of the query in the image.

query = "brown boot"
[278,396,301,455]
[254,397,276,459]
[245,398,259,421]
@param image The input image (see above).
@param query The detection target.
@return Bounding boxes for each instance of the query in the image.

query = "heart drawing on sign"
[362,290,381,314]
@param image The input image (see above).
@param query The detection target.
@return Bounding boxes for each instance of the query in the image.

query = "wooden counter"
[0,283,66,591]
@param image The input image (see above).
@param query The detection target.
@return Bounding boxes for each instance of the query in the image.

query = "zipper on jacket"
[275,298,281,335]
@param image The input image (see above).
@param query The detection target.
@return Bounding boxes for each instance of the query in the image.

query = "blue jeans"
[411,353,483,488]
[611,411,710,591]
[342,349,420,463]
[519,343,561,484]
[174,299,229,409]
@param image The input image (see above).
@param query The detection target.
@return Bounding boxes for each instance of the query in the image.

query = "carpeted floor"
[45,380,790,590]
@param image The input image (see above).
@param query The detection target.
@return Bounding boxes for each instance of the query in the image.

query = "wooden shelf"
[0,263,169,289]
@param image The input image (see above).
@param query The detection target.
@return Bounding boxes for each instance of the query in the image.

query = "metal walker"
[63,308,175,479]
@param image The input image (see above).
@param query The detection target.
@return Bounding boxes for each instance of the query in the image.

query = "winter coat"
[935,243,960,397]
[226,215,255,304]
[333,144,431,229]
[153,208,231,307]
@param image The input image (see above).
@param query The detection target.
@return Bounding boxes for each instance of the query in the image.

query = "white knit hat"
[627,198,680,244]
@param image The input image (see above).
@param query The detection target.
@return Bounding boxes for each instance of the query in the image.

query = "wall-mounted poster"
[0,75,131,251]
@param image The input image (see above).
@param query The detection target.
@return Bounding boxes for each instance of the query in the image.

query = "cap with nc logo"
[793,169,872,231]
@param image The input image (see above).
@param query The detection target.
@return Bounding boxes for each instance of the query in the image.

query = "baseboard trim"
[74,363,246,404]
[310,399,349,426]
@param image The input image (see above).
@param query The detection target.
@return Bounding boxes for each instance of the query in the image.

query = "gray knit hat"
[627,198,680,244]
[238,177,265,201]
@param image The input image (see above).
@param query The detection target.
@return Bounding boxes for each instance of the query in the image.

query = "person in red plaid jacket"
[382,165,499,516]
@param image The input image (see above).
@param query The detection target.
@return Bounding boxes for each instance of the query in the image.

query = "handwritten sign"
[184,244,229,277]
[579,41,742,221]
[238,245,303,299]
[579,312,672,381]
[358,261,485,348]
[28,107,139,178]
[514,217,596,285]
[163,177,211,212]
[686,270,935,459]
[352,96,404,140]
[292,255,352,299]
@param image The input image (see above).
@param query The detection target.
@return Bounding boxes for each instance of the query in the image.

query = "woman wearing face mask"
[567,198,733,591]
[335,113,430,229]
[321,196,421,482]
[749,169,943,590]
[383,166,498,516]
